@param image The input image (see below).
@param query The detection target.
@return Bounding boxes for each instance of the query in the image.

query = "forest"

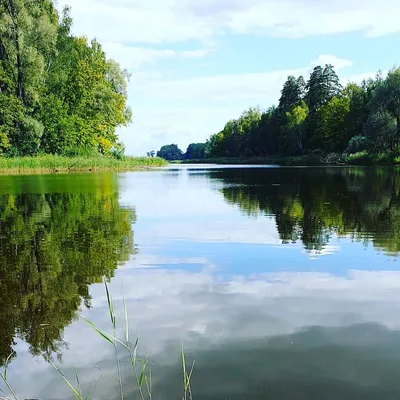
[154,143,206,160]
[0,0,131,157]
[157,65,400,164]
[204,65,400,164]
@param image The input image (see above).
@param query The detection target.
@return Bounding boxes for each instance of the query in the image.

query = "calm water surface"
[2,165,400,399]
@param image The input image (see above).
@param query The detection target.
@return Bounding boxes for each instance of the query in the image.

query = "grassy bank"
[175,152,400,166]
[0,155,167,175]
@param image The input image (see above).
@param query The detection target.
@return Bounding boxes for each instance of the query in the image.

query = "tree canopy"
[204,65,400,161]
[0,1,131,157]
[156,144,183,161]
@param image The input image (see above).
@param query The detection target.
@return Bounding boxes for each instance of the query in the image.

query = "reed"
[0,280,193,400]
[0,155,167,175]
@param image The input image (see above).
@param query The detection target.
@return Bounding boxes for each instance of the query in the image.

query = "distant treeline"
[151,143,206,161]
[0,0,131,157]
[156,65,400,164]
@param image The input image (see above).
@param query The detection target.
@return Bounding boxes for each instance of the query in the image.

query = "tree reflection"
[212,167,400,254]
[0,175,135,365]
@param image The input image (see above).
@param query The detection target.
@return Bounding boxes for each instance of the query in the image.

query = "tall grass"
[0,280,193,400]
[0,155,167,174]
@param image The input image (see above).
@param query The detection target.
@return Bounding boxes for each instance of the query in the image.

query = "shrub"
[346,135,367,154]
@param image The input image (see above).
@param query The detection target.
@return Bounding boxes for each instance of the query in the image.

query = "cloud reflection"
[6,257,400,399]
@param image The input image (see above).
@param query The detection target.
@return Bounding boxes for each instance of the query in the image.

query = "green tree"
[205,131,227,157]
[305,64,342,149]
[157,144,183,160]
[369,67,400,150]
[0,1,132,156]
[344,82,370,143]
[185,143,206,159]
[317,95,351,152]
[364,110,397,153]
[279,76,305,111]
[281,101,309,154]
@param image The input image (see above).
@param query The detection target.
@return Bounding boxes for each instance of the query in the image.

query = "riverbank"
[174,152,400,166]
[0,155,167,175]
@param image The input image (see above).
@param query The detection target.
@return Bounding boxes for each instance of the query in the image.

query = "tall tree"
[157,144,183,160]
[370,67,400,149]
[279,76,304,111]
[305,64,342,149]
[0,2,131,156]
[305,64,341,112]
[317,95,351,152]
[281,101,309,154]
[185,143,206,159]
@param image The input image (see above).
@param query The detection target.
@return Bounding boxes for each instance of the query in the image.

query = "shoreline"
[173,153,400,167]
[0,155,168,175]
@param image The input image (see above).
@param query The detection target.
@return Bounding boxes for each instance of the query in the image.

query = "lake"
[1,165,400,399]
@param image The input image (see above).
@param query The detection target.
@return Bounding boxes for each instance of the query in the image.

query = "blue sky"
[60,0,400,155]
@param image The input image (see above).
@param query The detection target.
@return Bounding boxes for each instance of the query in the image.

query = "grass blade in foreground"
[0,283,194,400]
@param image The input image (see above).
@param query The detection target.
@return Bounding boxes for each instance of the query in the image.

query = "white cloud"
[61,0,400,45]
[8,266,400,398]
[118,106,245,155]
[133,55,352,103]
[101,42,176,69]
[311,55,354,70]
[57,0,397,155]
[101,42,214,69]
[119,55,353,154]
[181,48,214,58]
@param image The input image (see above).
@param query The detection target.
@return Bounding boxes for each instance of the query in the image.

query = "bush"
[347,151,372,165]
[18,116,44,155]
[321,152,347,164]
[110,142,126,160]
[347,135,367,154]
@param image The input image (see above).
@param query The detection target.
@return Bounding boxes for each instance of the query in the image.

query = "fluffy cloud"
[101,42,215,69]
[57,0,391,155]
[61,0,400,44]
[119,55,358,154]
[8,266,400,398]
[132,55,353,103]
[118,106,245,155]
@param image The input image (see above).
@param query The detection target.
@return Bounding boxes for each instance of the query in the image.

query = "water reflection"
[2,167,400,400]
[208,167,400,255]
[0,174,135,365]
[15,268,400,400]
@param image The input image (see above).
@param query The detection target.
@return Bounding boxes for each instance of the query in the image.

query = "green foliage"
[347,135,368,154]
[204,65,400,164]
[316,95,351,152]
[0,0,131,156]
[279,75,305,111]
[0,154,167,173]
[184,143,206,159]
[146,150,156,158]
[364,111,397,153]
[156,144,183,161]
[281,101,308,154]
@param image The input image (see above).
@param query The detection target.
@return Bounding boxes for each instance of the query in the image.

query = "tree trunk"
[397,115,400,150]
[15,29,23,101]
[7,0,24,102]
